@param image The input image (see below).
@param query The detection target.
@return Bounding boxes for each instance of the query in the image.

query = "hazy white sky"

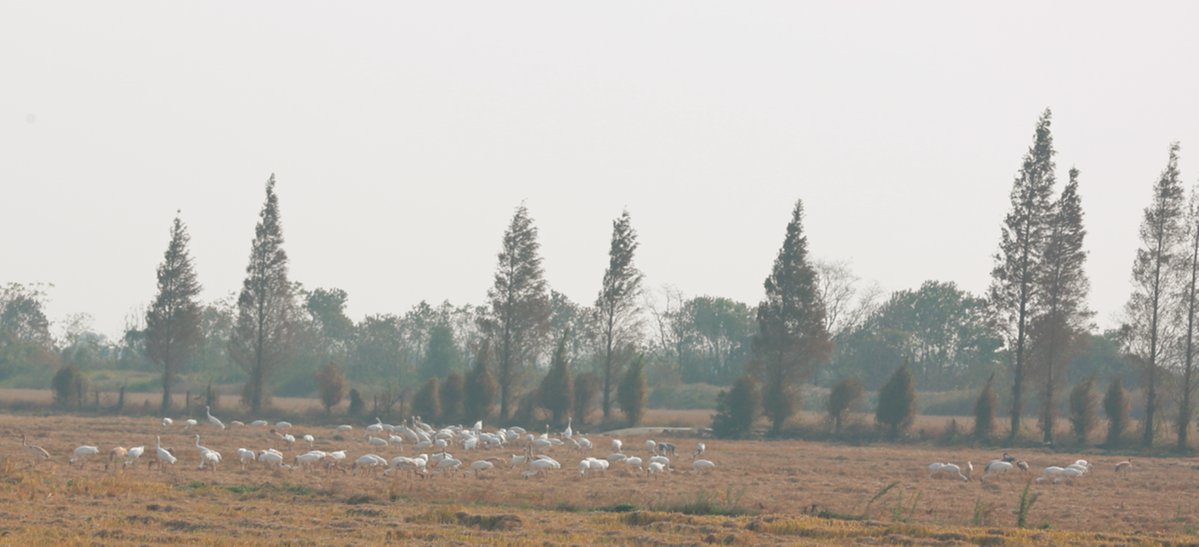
[3,2,1198,339]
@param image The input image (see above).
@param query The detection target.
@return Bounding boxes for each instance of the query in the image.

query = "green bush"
[711,374,761,439]
[51,364,87,409]
[974,374,996,440]
[876,363,916,439]
[827,376,864,434]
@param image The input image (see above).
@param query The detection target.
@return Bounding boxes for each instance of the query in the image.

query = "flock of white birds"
[927,451,1131,485]
[18,410,717,480]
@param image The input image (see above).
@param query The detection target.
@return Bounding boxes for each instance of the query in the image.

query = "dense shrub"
[711,374,761,439]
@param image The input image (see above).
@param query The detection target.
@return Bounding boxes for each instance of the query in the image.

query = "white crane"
[237,448,257,470]
[205,406,225,430]
[302,434,315,448]
[183,419,198,431]
[692,459,716,473]
[161,417,173,428]
[155,436,177,468]
[258,450,284,467]
[125,446,145,468]
[693,442,706,459]
[198,448,221,471]
[70,445,100,468]
[563,418,573,439]
[468,459,494,478]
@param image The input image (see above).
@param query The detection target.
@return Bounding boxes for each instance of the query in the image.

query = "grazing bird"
[648,461,667,477]
[183,419,198,430]
[646,439,657,453]
[692,459,716,473]
[1001,452,1016,463]
[336,425,353,433]
[230,420,245,427]
[155,436,177,468]
[693,442,706,459]
[983,460,1014,481]
[70,445,100,468]
[199,449,221,471]
[563,418,573,440]
[275,421,292,430]
[161,417,173,428]
[468,459,493,478]
[303,434,315,448]
[205,406,225,430]
[106,446,128,471]
[259,450,284,467]
[125,446,145,467]
[1115,459,1132,473]
[611,439,622,453]
[249,420,269,427]
[21,434,51,464]
[237,448,257,470]
[928,462,969,481]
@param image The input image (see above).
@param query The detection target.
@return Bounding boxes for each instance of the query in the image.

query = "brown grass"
[0,413,1195,544]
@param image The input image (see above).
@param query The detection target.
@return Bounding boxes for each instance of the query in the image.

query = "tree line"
[1,109,1195,448]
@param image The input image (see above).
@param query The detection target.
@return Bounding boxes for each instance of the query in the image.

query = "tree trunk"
[161,364,173,415]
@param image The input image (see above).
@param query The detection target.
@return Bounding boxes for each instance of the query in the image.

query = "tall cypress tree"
[750,200,831,435]
[596,210,644,420]
[480,205,551,419]
[229,175,295,414]
[145,213,203,415]
[1032,167,1091,444]
[1125,143,1185,448]
[990,109,1057,442]
[1179,181,1199,451]
[464,340,498,423]
[538,333,573,426]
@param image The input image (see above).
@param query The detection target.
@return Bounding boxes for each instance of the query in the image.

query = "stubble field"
[1,413,1197,544]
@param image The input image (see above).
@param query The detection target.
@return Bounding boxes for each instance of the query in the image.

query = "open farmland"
[0,414,1197,544]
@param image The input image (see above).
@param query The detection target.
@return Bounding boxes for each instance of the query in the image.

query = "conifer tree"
[1069,376,1097,444]
[480,205,551,419]
[145,214,203,414]
[990,109,1057,442]
[229,175,296,413]
[876,362,916,439]
[827,376,863,435]
[974,373,996,440]
[572,372,600,427]
[464,341,499,423]
[596,210,644,420]
[1104,378,1130,447]
[538,333,573,426]
[750,200,831,435]
[440,372,465,423]
[316,361,345,415]
[617,356,647,427]
[711,374,761,439]
[1032,167,1091,444]
[1177,180,1199,451]
[1124,143,1185,447]
[413,377,441,421]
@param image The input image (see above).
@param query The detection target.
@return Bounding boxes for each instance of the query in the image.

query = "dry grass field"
[0,413,1197,544]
